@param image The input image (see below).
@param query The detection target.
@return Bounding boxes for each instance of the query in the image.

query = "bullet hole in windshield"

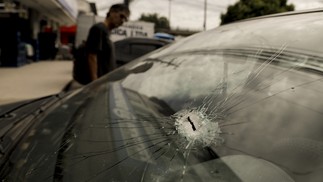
[174,109,223,149]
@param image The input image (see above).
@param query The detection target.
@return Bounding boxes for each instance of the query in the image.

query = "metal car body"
[1,9,323,181]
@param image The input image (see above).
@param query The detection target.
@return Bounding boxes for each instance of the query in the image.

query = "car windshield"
[2,10,323,182]
[119,45,323,182]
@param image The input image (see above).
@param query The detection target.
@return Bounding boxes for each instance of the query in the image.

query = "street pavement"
[0,60,73,105]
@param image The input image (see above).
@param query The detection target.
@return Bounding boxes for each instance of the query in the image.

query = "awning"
[20,0,78,25]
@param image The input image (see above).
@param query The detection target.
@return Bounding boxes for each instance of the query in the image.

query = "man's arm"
[88,53,98,81]
[86,25,101,82]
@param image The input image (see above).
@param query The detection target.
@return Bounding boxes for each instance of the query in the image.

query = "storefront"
[0,0,78,66]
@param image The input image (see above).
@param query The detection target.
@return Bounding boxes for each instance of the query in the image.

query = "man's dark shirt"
[86,22,116,77]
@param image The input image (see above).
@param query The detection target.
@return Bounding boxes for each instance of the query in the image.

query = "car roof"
[114,37,171,45]
[149,8,323,59]
[236,8,323,23]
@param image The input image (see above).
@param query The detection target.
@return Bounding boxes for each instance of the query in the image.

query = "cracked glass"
[1,10,323,182]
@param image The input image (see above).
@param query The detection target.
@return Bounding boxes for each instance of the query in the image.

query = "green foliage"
[220,0,294,25]
[138,13,170,30]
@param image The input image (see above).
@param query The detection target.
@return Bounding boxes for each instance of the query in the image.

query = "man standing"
[86,4,130,82]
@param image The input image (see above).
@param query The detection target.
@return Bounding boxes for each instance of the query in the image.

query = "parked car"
[1,9,323,182]
[114,37,171,66]
[154,32,175,41]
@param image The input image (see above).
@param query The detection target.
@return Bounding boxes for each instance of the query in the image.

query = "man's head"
[106,4,130,30]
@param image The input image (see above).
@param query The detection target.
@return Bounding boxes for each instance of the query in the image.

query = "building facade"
[0,0,79,66]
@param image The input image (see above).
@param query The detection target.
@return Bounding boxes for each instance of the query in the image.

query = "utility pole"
[169,0,172,28]
[124,0,130,7]
[203,0,207,31]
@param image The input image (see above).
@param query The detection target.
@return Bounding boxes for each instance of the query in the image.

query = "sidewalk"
[0,60,73,105]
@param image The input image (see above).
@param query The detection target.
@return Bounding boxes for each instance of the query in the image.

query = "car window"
[130,43,160,57]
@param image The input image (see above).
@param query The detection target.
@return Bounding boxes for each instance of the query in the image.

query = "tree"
[124,0,133,7]
[220,0,294,25]
[138,13,170,30]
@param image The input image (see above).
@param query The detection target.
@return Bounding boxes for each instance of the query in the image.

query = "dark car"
[1,9,323,181]
[114,37,170,66]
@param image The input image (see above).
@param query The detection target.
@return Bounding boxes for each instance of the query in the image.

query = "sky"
[88,0,323,30]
